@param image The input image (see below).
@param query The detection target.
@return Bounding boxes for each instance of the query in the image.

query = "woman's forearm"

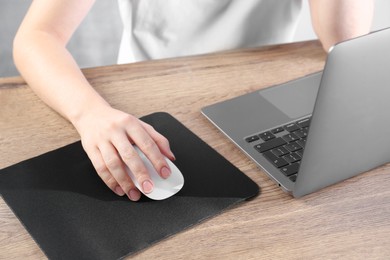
[309,0,374,52]
[13,30,109,127]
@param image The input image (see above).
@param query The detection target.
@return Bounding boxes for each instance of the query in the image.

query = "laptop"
[201,27,390,197]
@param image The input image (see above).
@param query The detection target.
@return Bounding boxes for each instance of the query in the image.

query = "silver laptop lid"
[293,28,390,197]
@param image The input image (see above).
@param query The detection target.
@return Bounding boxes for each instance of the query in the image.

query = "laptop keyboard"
[245,116,311,182]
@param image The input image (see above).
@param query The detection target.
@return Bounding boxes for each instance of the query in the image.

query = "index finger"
[126,123,172,179]
[112,133,155,194]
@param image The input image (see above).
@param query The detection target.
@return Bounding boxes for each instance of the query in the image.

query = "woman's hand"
[74,104,175,201]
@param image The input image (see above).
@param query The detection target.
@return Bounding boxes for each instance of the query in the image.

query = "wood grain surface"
[1,41,389,259]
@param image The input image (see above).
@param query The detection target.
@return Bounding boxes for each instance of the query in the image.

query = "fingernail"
[170,152,176,161]
[161,166,171,179]
[128,189,141,201]
[142,180,154,193]
[115,186,125,196]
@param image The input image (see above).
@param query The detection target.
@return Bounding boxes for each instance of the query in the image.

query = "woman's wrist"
[68,94,111,132]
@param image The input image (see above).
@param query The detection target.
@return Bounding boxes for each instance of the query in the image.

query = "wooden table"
[1,41,390,259]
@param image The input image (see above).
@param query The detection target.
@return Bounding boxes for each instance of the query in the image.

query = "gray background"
[1,0,390,77]
[0,0,122,77]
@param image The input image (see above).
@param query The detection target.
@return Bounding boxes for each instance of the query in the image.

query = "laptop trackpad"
[259,72,321,119]
[201,72,322,141]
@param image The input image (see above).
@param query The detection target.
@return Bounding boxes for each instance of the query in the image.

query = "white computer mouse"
[126,146,184,200]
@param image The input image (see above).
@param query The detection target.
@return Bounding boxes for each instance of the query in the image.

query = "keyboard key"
[263,151,289,168]
[284,141,302,152]
[296,150,304,157]
[294,128,309,138]
[282,133,299,142]
[284,123,300,132]
[283,152,301,163]
[270,146,289,157]
[271,127,285,134]
[289,174,297,182]
[259,131,275,141]
[296,138,307,149]
[297,117,311,128]
[280,162,300,176]
[254,137,287,153]
[245,135,260,143]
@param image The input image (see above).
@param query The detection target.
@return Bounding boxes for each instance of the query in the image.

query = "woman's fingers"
[141,121,175,161]
[111,132,155,193]
[126,119,172,180]
[83,142,141,201]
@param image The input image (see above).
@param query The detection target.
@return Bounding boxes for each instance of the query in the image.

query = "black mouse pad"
[0,112,259,260]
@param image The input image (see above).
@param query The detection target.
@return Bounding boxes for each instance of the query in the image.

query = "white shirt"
[117,0,302,64]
